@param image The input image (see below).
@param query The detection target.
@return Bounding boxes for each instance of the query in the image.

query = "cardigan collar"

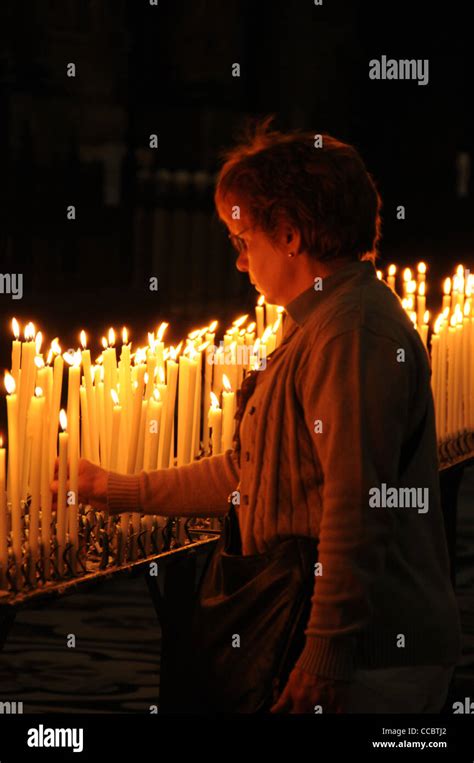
[285,260,376,327]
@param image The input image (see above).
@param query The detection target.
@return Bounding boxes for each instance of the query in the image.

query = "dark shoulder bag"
[180,496,318,714]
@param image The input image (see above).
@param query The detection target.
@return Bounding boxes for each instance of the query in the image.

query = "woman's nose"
[235,251,249,272]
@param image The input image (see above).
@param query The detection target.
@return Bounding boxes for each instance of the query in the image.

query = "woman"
[52,118,461,713]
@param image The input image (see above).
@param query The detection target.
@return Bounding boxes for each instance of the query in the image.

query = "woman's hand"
[51,458,109,511]
[270,666,351,713]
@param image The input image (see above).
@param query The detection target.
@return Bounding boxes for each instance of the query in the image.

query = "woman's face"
[224,206,294,306]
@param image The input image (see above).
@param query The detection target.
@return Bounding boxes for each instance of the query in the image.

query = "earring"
[288,252,295,258]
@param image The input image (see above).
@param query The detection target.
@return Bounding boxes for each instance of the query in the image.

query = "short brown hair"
[215,116,382,264]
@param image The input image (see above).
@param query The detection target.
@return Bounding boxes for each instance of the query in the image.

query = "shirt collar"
[285,260,377,327]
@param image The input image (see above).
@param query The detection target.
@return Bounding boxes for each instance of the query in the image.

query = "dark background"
[1,0,473,356]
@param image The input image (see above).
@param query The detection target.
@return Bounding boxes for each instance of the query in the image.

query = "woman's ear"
[285,225,302,255]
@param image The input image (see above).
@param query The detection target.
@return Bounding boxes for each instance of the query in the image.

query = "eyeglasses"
[228,226,253,254]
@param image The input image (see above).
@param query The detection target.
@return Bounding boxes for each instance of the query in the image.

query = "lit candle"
[57,410,69,577]
[28,386,45,583]
[419,310,429,350]
[5,372,21,584]
[255,295,265,339]
[0,435,8,588]
[387,264,396,292]
[417,261,427,287]
[144,388,162,470]
[177,348,198,466]
[158,348,179,468]
[64,350,81,574]
[81,331,100,464]
[442,278,451,316]
[11,317,21,388]
[221,374,236,451]
[109,389,122,471]
[402,268,412,299]
[416,281,426,330]
[209,391,222,455]
[18,323,36,500]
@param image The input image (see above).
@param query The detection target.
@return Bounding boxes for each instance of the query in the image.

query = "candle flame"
[157,322,168,342]
[34,356,45,369]
[246,322,256,333]
[35,386,43,397]
[51,338,61,355]
[453,275,460,292]
[111,389,119,405]
[59,409,67,431]
[158,366,165,383]
[257,294,265,306]
[80,330,87,348]
[209,320,218,333]
[222,374,232,392]
[148,331,155,349]
[198,340,210,352]
[4,372,16,395]
[464,300,471,317]
[388,264,396,276]
[376,270,383,280]
[35,331,43,355]
[24,322,35,341]
[63,350,81,367]
[417,262,427,274]
[210,391,220,408]
[108,328,115,346]
[122,326,128,345]
[403,268,412,283]
[239,328,246,336]
[423,310,429,324]
[418,281,426,297]
[450,314,457,328]
[101,336,108,349]
[135,347,147,365]
[272,316,281,334]
[12,317,20,339]
[153,388,161,402]
[46,349,53,365]
[233,314,248,328]
[144,372,149,385]
[407,280,417,294]
[443,277,451,295]
[95,354,103,365]
[261,326,273,343]
[175,341,183,355]
[434,315,443,334]
[456,264,464,278]
[0,435,3,448]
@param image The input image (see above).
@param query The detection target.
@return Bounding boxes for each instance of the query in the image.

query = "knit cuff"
[107,471,141,515]
[294,635,356,681]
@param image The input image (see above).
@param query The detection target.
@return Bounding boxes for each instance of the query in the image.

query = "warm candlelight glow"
[35,386,43,397]
[12,317,20,339]
[209,320,218,332]
[257,294,265,306]
[59,409,67,431]
[51,338,61,355]
[153,388,161,402]
[34,356,45,369]
[122,326,129,344]
[108,328,115,346]
[210,391,220,408]
[157,322,168,342]
[388,264,396,276]
[403,268,412,283]
[423,310,429,324]
[111,389,120,405]
[222,374,232,392]
[418,281,426,296]
[158,366,165,383]
[35,331,43,354]
[376,270,383,279]
[4,372,16,395]
[80,330,87,348]
[417,262,427,274]
[25,322,35,341]
[443,278,451,295]
[233,314,248,328]
[101,337,108,349]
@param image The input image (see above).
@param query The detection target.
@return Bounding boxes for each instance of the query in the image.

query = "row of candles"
[377,262,474,440]
[2,261,473,590]
[0,297,284,589]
